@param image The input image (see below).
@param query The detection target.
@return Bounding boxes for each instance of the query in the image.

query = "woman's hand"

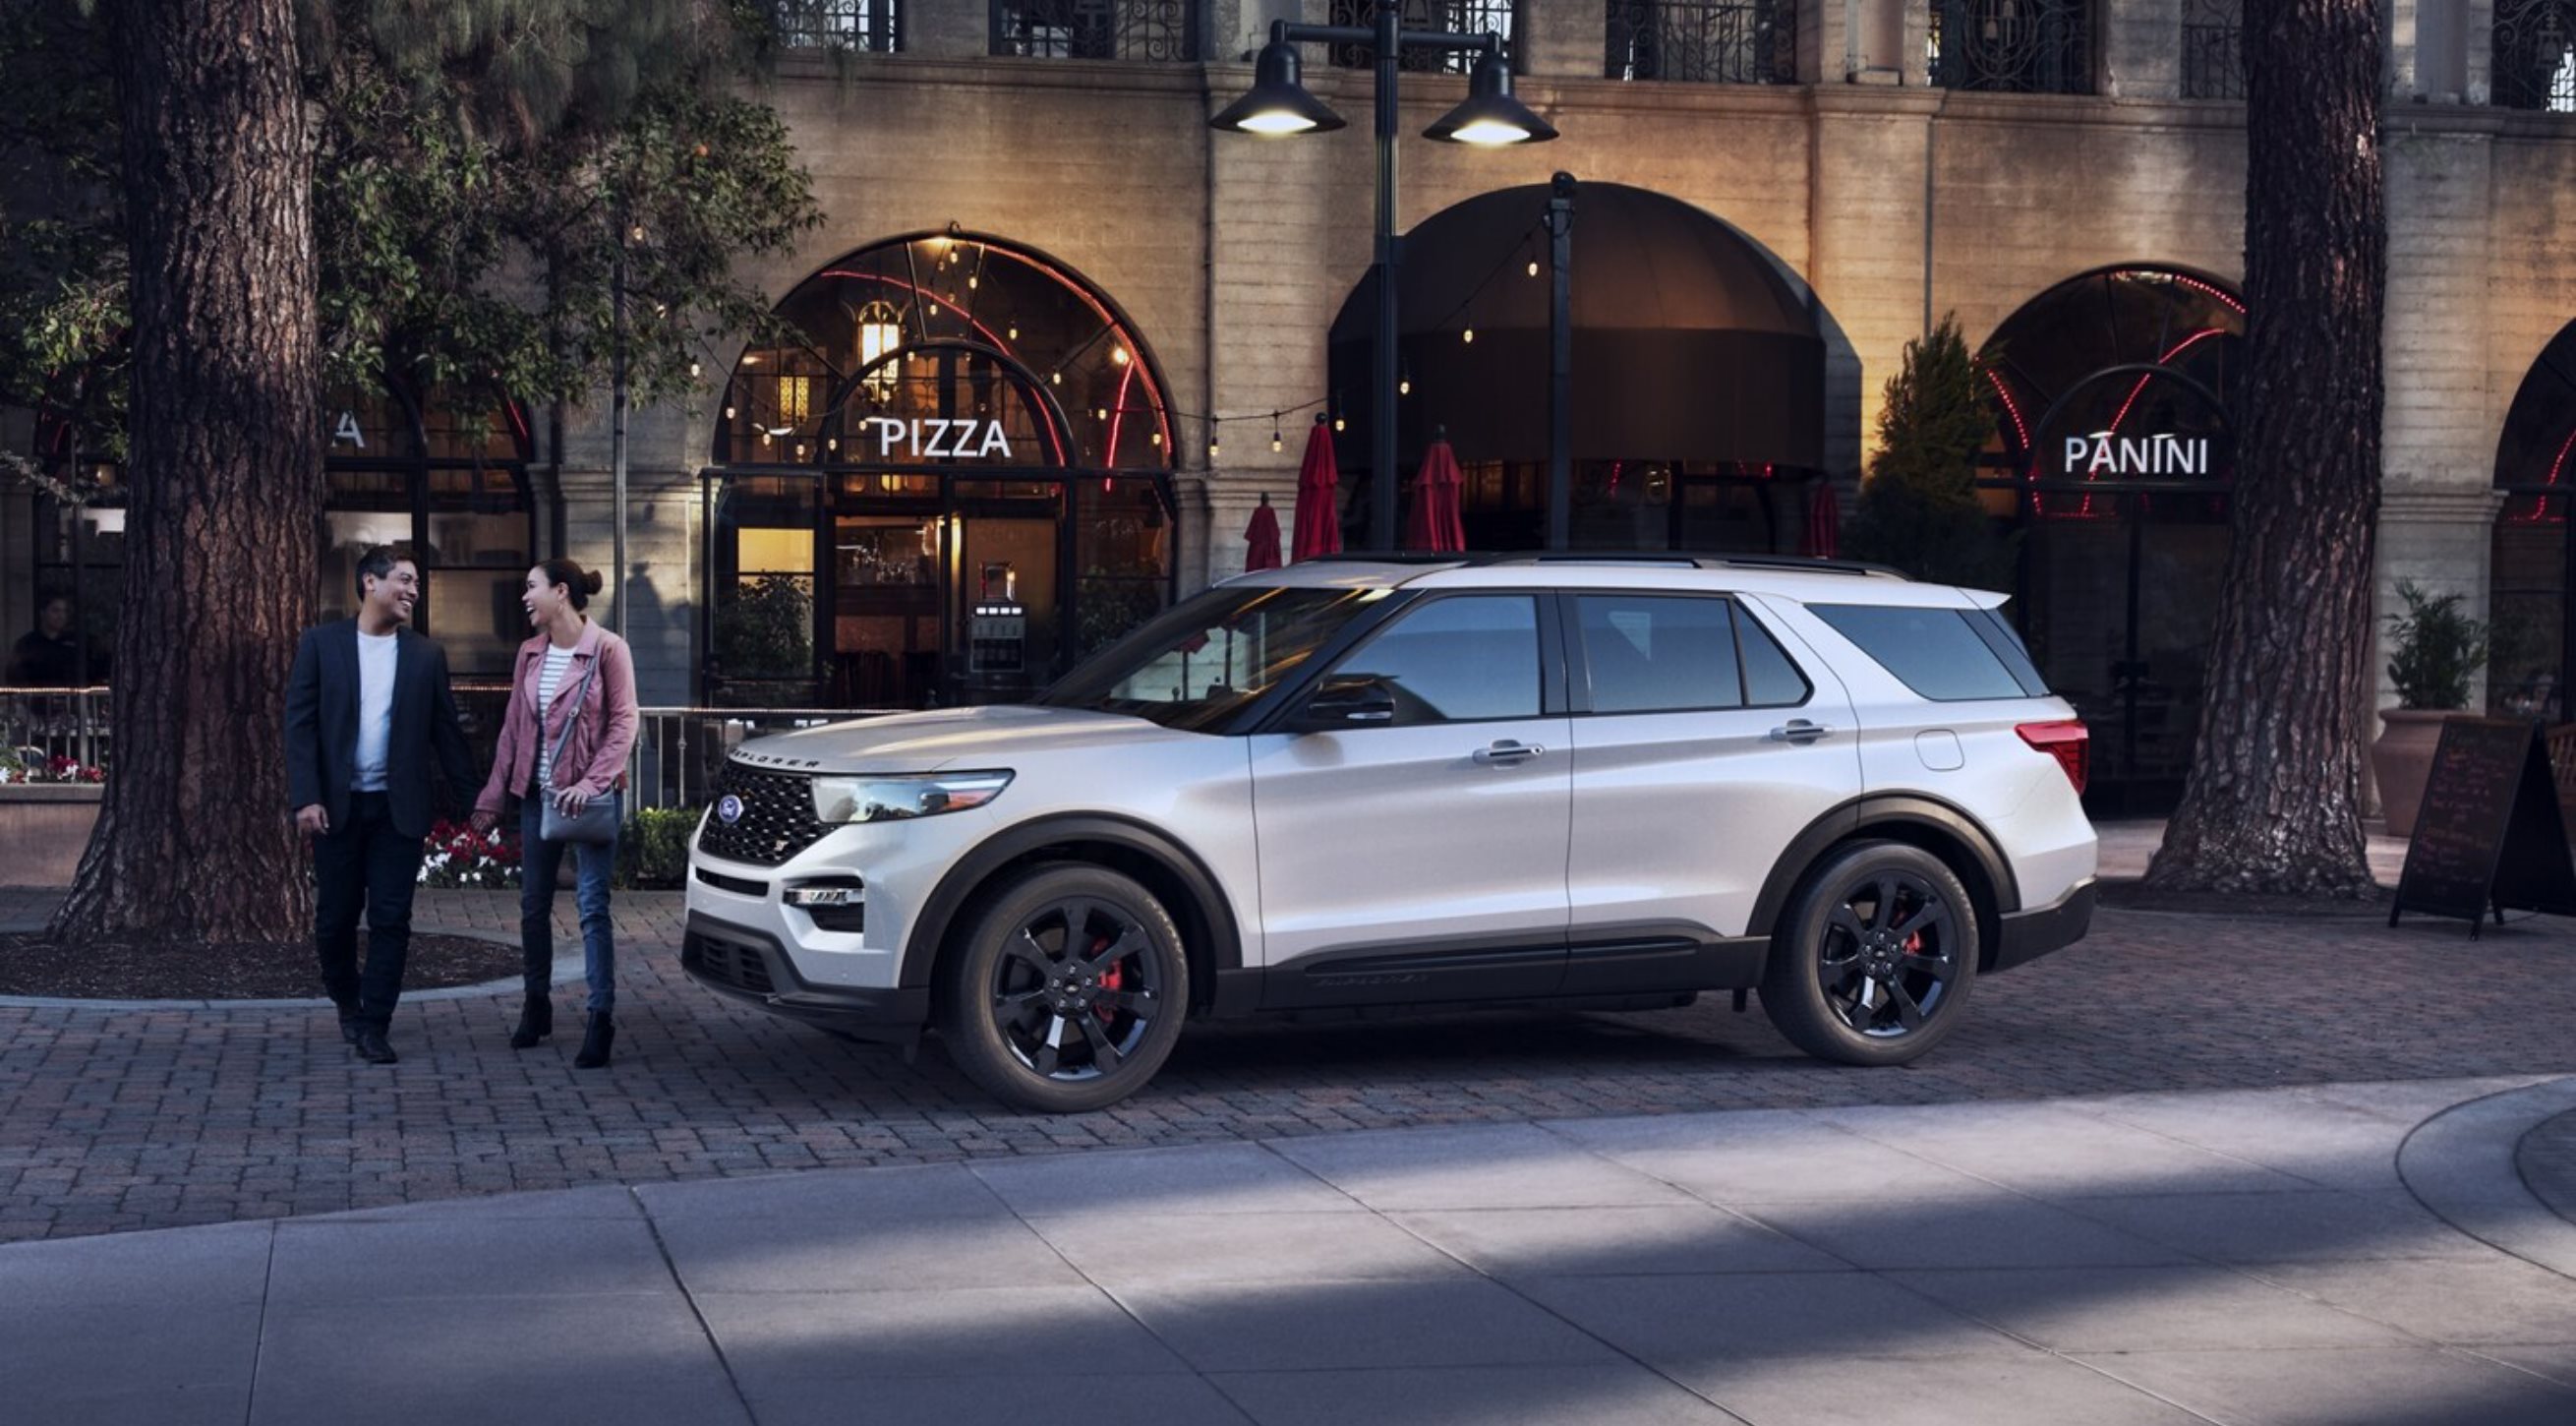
[468,808,498,836]
[553,786,590,817]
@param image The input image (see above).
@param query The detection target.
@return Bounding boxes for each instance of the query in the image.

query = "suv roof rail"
[1283,551,1911,580]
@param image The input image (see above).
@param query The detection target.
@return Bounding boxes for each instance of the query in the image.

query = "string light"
[1008,325,1019,341]
[1334,414,1346,433]
[1271,415,1284,452]
[1399,362,1412,397]
[1050,370,1061,385]
[1207,439,1220,460]
[1462,327,1475,344]
[1150,432,1162,446]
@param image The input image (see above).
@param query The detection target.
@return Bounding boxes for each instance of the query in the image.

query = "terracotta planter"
[2371,708,2463,839]
[0,783,102,888]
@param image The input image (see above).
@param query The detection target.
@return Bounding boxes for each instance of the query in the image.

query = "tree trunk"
[51,0,322,942]
[2143,0,2383,897]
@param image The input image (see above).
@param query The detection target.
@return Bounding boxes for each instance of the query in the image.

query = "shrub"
[618,805,701,889]
[2384,579,2489,711]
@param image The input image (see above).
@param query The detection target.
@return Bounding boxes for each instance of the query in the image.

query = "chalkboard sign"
[2389,718,2576,936]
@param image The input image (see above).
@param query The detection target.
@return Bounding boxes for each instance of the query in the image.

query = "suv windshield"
[1039,584,1391,731]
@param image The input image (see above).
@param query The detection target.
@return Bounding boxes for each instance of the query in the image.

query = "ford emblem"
[717,795,744,826]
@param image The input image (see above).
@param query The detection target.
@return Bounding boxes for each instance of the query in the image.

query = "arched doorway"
[2490,320,2576,720]
[703,231,1179,709]
[1325,182,1832,554]
[1973,265,2247,816]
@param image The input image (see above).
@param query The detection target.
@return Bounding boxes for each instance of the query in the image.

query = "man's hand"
[468,808,498,836]
[294,804,329,837]
[553,787,590,817]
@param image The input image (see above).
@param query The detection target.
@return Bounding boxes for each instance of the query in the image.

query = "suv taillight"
[2016,720,2088,795]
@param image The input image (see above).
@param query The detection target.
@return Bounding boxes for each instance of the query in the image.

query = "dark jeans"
[520,792,619,1014]
[313,791,424,1031]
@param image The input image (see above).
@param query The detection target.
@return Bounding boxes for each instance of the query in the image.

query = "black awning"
[1327,182,1826,473]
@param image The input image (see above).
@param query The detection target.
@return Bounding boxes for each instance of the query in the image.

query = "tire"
[933,862,1190,1112]
[1760,841,1979,1067]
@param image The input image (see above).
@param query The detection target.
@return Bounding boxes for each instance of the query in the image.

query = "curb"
[0,924,583,1011]
[2397,1074,2576,1278]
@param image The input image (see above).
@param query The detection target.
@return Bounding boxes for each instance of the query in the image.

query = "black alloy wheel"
[934,863,1190,1112]
[1760,841,1979,1067]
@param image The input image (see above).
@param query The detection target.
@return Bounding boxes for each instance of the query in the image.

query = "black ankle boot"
[573,1011,615,1069]
[509,995,553,1049]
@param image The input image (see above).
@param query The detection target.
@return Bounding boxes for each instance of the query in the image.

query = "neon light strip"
[1104,361,1137,473]
[2108,328,2224,435]
[2159,271,2249,316]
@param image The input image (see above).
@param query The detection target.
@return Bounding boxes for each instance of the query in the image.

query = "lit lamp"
[1212,6,1555,551]
[855,300,904,400]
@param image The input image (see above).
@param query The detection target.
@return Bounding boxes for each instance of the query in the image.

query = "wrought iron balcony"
[991,0,1199,61]
[1604,0,1796,85]
[1930,0,2092,95]
[2180,0,2243,100]
[2495,0,2576,111]
[768,0,902,51]
[1328,1,1520,74]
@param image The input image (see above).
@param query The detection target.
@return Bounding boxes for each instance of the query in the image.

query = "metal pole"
[1371,0,1401,553]
[611,209,630,637]
[1547,172,1575,552]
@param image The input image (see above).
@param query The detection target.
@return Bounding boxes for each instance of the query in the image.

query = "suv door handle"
[1770,719,1832,745]
[1473,740,1547,765]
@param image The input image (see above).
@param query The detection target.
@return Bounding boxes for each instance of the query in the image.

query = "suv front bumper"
[1991,878,2095,974]
[680,914,930,1042]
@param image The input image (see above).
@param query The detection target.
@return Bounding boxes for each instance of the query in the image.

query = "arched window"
[2490,321,2576,719]
[705,231,1177,710]
[1973,266,2247,815]
[1930,0,2093,93]
[2495,0,2576,111]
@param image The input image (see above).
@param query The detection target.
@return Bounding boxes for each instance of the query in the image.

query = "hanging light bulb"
[967,275,978,290]
[1271,417,1284,452]
[758,431,771,446]
[826,437,838,452]
[1050,370,1061,385]
[1334,414,1347,433]
[1399,363,1413,396]
[1008,325,1020,341]
[1463,327,1476,344]
[927,302,940,317]
[1095,406,1109,420]
[1150,432,1162,446]
[689,360,702,378]
[1527,260,1539,277]
[793,443,805,460]
[1207,439,1220,460]
[1111,345,1129,366]
[724,405,736,421]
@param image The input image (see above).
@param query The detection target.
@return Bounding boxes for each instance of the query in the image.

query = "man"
[283,546,475,1064]
[7,594,83,686]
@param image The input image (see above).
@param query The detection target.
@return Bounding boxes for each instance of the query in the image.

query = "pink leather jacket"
[474,622,639,813]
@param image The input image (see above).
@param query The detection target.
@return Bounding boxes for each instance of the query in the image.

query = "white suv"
[684,556,2097,1111]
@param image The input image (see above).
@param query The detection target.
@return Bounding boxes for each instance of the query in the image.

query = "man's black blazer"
[283,620,475,840]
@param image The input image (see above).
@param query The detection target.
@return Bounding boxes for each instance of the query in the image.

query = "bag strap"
[545,650,602,782]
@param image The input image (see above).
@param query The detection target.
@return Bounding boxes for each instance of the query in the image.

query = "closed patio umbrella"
[1291,413,1342,562]
[1802,477,1841,558]
[1243,493,1283,571]
[1405,430,1467,553]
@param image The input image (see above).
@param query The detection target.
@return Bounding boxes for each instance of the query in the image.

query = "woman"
[471,559,639,1067]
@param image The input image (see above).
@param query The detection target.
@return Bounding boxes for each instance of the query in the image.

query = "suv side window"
[1335,595,1543,725]
[1578,595,1741,712]
[1575,595,1813,713]
[1810,604,2048,701]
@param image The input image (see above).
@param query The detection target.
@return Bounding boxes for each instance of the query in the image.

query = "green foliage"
[716,573,813,678]
[0,0,823,442]
[617,804,700,889]
[1842,315,2019,591]
[2384,580,2490,711]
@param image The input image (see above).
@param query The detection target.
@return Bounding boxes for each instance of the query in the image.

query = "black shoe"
[339,1018,362,1044]
[354,1028,399,1065]
[508,995,554,1049]
[573,1012,615,1069]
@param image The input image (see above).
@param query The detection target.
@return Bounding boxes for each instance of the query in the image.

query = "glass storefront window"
[1074,477,1170,660]
[709,476,820,707]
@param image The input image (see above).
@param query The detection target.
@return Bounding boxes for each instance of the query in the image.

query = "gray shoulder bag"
[538,654,619,845]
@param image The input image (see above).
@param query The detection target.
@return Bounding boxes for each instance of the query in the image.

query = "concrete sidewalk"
[12,1077,2576,1426]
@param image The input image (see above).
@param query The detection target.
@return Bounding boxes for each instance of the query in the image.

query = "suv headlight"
[810,771,1013,825]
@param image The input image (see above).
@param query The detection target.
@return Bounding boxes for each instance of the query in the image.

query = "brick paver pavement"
[2519,1108,2576,1224]
[6,885,2576,1241]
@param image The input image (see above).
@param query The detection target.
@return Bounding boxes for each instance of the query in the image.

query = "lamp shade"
[1210,41,1348,136]
[1424,52,1556,146]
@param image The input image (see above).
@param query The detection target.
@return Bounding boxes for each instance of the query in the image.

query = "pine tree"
[1844,316,2016,592]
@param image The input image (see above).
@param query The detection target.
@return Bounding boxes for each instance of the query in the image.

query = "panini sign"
[2061,432,2211,477]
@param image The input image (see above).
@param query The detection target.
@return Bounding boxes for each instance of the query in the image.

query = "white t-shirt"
[535,644,578,790]
[352,629,398,793]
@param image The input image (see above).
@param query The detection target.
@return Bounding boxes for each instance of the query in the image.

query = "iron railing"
[768,0,903,50]
[1328,0,1518,74]
[2495,0,2576,111]
[1930,0,2092,94]
[0,687,109,777]
[1604,0,1796,85]
[990,0,1199,60]
[623,706,903,811]
[2180,0,2243,99]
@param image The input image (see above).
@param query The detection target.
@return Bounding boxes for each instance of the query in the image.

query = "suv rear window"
[1810,604,2051,701]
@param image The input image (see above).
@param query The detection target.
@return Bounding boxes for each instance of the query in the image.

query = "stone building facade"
[9,0,2576,816]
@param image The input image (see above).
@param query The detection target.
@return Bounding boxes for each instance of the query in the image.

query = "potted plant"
[2372,579,2490,837]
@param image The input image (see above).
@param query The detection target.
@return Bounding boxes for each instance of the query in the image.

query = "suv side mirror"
[1289,676,1397,733]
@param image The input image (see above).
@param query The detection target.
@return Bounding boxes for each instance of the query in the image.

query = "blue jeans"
[520,792,619,1014]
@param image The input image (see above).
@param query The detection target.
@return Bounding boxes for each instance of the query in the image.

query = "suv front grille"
[685,931,778,996]
[698,764,831,866]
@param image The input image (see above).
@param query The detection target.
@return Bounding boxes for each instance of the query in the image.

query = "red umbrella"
[1291,412,1342,562]
[1405,431,1467,553]
[1802,477,1841,558]
[1243,494,1283,572]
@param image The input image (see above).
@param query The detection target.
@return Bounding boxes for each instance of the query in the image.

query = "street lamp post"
[1211,4,1556,552]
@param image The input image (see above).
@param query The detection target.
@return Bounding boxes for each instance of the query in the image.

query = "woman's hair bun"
[583,569,605,597]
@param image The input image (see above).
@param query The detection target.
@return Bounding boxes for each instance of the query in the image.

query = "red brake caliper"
[1094,936,1123,1024]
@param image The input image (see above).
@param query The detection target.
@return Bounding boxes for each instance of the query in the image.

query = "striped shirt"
[535,645,578,790]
